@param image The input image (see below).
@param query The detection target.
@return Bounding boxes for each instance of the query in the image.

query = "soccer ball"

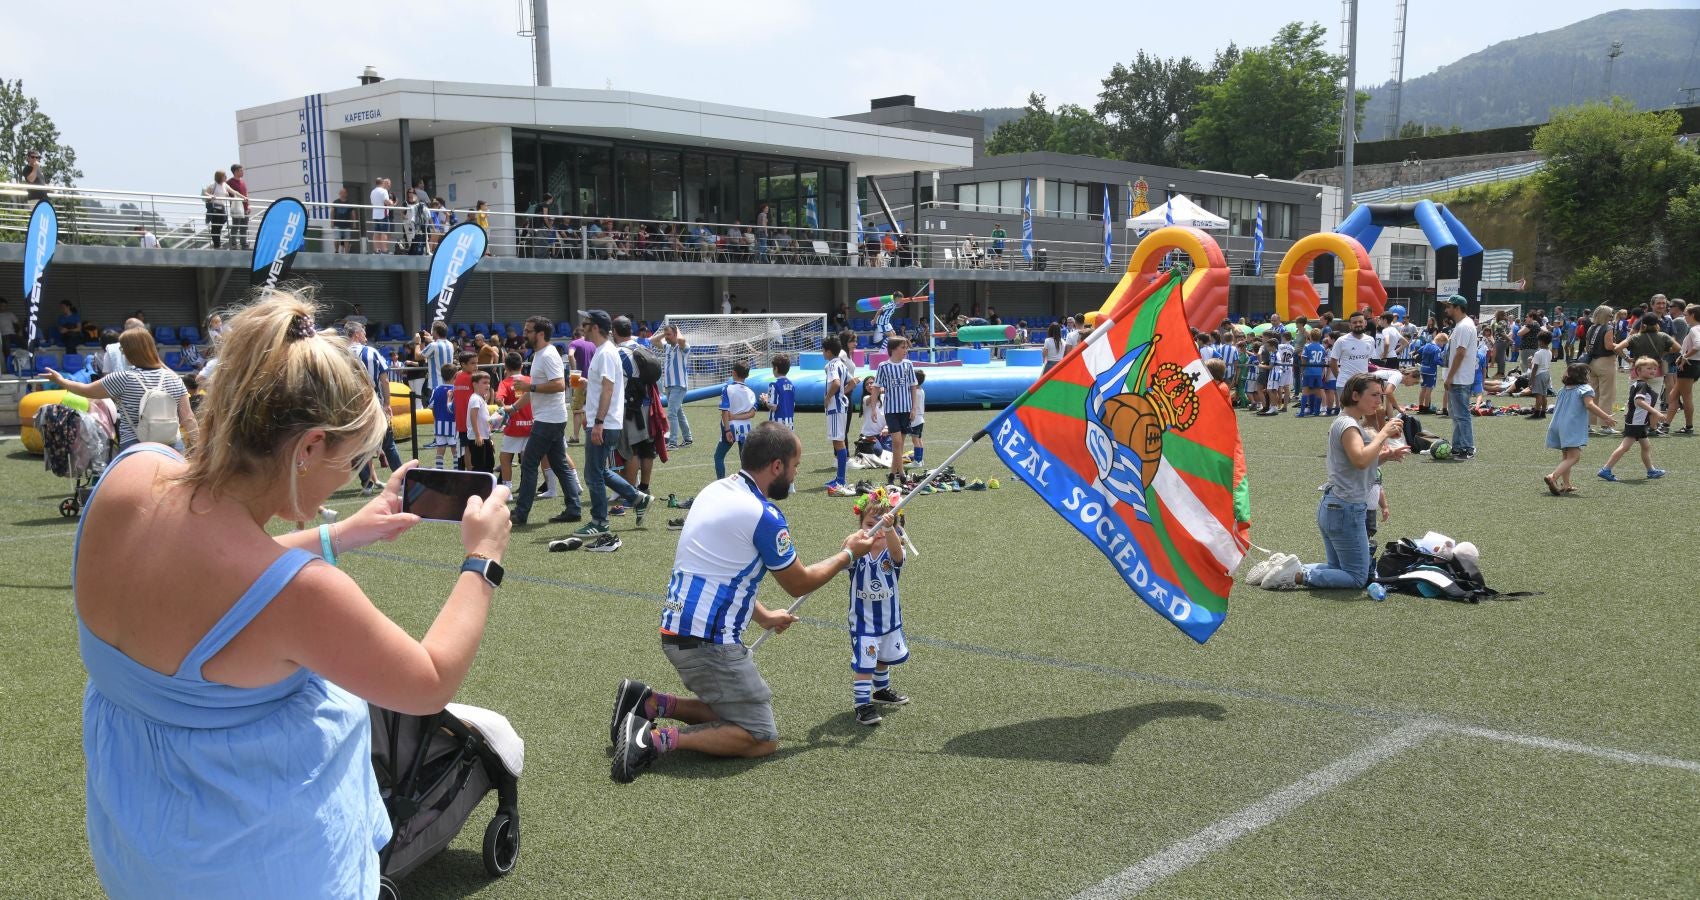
[988,478,1001,490]
[1429,441,1452,461]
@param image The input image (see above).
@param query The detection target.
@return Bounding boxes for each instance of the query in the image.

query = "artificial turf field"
[1,389,1698,899]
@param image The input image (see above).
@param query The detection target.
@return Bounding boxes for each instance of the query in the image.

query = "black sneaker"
[548,537,584,552]
[871,687,909,706]
[509,511,528,526]
[855,703,883,726]
[610,710,658,783]
[610,679,653,745]
[548,510,583,524]
[586,533,622,552]
[634,493,652,526]
[666,517,686,530]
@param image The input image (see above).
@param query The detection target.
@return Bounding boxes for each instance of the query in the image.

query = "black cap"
[580,309,613,333]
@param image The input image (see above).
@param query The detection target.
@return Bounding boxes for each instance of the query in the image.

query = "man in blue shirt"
[608,424,883,782]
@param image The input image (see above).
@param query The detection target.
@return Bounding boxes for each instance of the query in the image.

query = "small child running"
[847,488,910,726]
[1598,356,1669,482]
[1544,362,1614,494]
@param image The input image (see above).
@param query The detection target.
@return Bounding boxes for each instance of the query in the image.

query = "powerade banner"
[986,272,1250,643]
[22,200,58,345]
[425,222,488,323]
[250,197,308,290]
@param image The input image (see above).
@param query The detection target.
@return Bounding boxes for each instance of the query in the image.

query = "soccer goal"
[1480,303,1522,324]
[663,313,828,388]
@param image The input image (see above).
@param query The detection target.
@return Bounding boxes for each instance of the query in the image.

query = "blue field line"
[348,547,1700,773]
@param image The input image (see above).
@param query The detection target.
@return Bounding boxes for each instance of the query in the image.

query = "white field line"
[1071,721,1443,899]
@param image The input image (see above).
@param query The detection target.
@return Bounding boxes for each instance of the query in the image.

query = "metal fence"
[1351,160,1546,205]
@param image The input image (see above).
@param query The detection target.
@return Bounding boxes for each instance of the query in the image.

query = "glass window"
[737,161,758,224]
[617,147,650,220]
[681,153,705,222]
[824,166,845,232]
[650,149,680,222]
[1002,180,1022,215]
[513,134,540,214]
[574,144,612,218]
[540,139,574,211]
[958,183,977,211]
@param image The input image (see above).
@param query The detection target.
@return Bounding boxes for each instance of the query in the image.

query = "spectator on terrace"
[332,186,358,253]
[227,164,252,252]
[369,178,392,254]
[755,202,771,261]
[135,225,160,249]
[989,222,1007,264]
[20,148,49,202]
[56,301,82,347]
[202,170,236,250]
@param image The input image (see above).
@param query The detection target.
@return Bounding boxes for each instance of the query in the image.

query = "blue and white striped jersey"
[876,359,916,414]
[720,380,758,437]
[350,342,388,398]
[848,547,903,636]
[423,338,456,392]
[663,341,689,388]
[769,376,795,422]
[824,356,854,415]
[662,473,798,643]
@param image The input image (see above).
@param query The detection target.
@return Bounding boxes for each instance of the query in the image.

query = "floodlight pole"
[532,0,553,87]
[1340,0,1359,221]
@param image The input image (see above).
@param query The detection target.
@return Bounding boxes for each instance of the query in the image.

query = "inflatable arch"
[1274,233,1387,321]
[1091,226,1230,332]
[1337,200,1483,310]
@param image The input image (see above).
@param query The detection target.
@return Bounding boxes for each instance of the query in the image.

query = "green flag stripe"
[1018,380,1089,419]
[1161,431,1234,486]
[1143,487,1230,614]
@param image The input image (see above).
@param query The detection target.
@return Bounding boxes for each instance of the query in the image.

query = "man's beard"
[766,475,792,500]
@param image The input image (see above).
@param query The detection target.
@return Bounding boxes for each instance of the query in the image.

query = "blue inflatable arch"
[1336,201,1484,312]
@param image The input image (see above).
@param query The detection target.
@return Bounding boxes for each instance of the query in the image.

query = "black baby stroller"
[34,400,115,518]
[371,702,524,899]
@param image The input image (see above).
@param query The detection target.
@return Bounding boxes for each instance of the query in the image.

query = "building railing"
[0,182,1308,277]
[1351,160,1546,205]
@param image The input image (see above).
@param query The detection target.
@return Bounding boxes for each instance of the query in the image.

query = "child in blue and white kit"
[764,353,796,429]
[909,370,926,466]
[428,363,457,468]
[848,488,910,726]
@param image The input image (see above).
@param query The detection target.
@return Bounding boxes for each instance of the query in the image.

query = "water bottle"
[1367,583,1388,602]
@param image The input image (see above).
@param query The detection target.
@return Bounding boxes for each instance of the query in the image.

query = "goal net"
[663,313,828,388]
[1480,304,1521,324]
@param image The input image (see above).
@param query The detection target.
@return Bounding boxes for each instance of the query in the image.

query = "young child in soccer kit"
[847,488,910,726]
[1272,333,1295,412]
[909,370,926,467]
[764,354,797,429]
[1297,329,1326,417]
[1598,357,1669,482]
[858,375,887,452]
[1417,337,1444,413]
[428,363,458,468]
[464,371,497,475]
[713,361,758,479]
[1252,338,1273,414]
[1545,362,1615,494]
[1321,334,1340,415]
[1527,332,1554,419]
[451,351,478,469]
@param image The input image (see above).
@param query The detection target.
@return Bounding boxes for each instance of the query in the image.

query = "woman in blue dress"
[74,292,512,898]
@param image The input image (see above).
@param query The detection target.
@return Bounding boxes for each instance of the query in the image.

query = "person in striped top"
[422,321,456,396]
[607,424,883,782]
[875,337,917,485]
[846,488,910,726]
[822,335,854,494]
[347,322,402,494]
[713,362,758,479]
[660,325,692,447]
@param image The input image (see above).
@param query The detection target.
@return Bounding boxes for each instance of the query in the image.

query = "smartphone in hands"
[402,468,496,522]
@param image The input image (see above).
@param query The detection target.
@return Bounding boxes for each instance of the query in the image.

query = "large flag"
[22,200,58,346]
[1020,179,1034,262]
[249,197,308,292]
[1253,203,1265,276]
[1102,184,1113,269]
[851,196,864,261]
[805,190,819,231]
[425,221,489,324]
[986,272,1251,643]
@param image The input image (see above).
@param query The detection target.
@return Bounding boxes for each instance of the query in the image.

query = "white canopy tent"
[1126,193,1229,231]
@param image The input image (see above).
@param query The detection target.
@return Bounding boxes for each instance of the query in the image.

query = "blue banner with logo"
[249,197,308,290]
[22,200,58,346]
[426,222,488,324]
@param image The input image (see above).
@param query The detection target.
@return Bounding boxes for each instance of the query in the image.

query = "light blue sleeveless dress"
[76,445,390,898]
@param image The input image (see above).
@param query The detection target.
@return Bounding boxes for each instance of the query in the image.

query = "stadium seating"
[154,326,176,345]
[177,326,202,344]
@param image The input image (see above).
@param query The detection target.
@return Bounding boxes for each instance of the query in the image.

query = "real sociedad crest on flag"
[249,197,308,290]
[22,200,59,346]
[426,222,488,323]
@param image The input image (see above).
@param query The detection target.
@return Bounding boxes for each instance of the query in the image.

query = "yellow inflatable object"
[17,389,74,455]
[388,380,414,416]
[1092,226,1231,333]
[1274,233,1387,321]
[392,408,433,436]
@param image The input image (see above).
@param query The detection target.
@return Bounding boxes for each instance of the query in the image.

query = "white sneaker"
[1244,553,1283,586]
[537,490,558,500]
[1260,555,1303,590]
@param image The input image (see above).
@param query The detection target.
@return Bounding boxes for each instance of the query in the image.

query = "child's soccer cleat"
[855,703,883,726]
[871,687,909,706]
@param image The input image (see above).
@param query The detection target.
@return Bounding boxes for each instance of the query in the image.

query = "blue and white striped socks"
[853,680,872,707]
[872,672,891,693]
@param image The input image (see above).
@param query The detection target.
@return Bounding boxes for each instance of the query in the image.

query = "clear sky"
[9,1,1693,192]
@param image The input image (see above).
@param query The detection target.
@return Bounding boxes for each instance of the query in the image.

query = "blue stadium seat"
[507,322,524,337]
[164,351,183,370]
[61,353,85,373]
[154,326,176,345]
[554,322,573,337]
[384,323,406,342]
[178,326,202,344]
[34,351,59,373]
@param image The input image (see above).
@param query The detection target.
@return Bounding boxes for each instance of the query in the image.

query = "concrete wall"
[433,127,515,240]
[1296,150,1543,193]
[235,95,345,209]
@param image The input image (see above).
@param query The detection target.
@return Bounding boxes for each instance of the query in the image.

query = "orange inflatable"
[1092,226,1231,332]
[1274,233,1387,321]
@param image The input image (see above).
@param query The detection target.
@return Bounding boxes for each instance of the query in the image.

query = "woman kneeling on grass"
[1248,373,1407,592]
[73,291,511,899]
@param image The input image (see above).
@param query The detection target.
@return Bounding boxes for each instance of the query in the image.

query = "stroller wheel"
[483,811,519,877]
[59,498,79,518]
[376,876,399,900]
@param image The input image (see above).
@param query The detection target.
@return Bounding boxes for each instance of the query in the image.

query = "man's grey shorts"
[662,641,777,742]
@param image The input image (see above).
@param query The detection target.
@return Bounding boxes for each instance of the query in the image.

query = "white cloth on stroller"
[445,702,524,777]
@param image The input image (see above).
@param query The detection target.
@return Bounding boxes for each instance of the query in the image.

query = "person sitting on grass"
[1249,373,1407,593]
[71,293,511,897]
[607,423,883,782]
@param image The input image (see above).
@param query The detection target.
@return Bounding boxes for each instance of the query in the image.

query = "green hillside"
[1363,8,1700,139]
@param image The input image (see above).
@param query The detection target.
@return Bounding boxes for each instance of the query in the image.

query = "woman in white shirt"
[202,171,235,249]
[1674,305,1700,435]
[1042,324,1067,373]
